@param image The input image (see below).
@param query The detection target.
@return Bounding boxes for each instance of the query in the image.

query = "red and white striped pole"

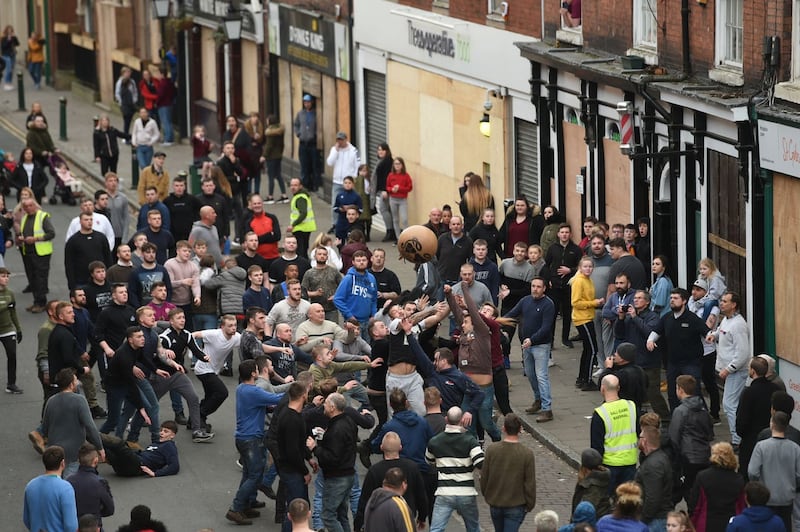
[617,101,636,156]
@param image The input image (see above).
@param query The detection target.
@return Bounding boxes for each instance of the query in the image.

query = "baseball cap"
[336,131,347,140]
[303,94,313,102]
[692,278,708,291]
[581,448,602,469]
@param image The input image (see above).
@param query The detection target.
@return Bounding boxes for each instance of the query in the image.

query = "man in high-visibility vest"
[287,177,316,260]
[17,199,55,313]
[590,374,639,496]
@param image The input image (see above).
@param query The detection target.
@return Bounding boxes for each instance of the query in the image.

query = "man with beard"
[369,249,402,310]
[237,232,271,279]
[334,250,378,342]
[65,213,112,289]
[194,181,230,258]
[266,280,311,339]
[163,175,200,242]
[601,273,635,355]
[95,284,137,379]
[107,244,135,284]
[127,243,172,308]
[302,247,342,323]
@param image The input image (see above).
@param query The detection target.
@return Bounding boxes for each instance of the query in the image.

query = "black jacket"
[736,377,782,477]
[668,395,713,465]
[163,193,201,242]
[635,447,674,522]
[599,363,648,414]
[436,233,473,282]
[66,465,114,524]
[313,412,358,478]
[93,127,128,159]
[687,465,745,532]
[48,323,84,377]
[544,240,582,288]
[572,468,612,518]
[468,222,503,262]
[355,457,428,531]
[11,161,48,198]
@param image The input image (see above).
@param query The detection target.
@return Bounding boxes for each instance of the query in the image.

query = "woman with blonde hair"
[696,258,726,302]
[687,442,746,532]
[666,511,695,532]
[596,482,648,532]
[459,173,494,230]
[571,257,604,390]
[243,111,265,194]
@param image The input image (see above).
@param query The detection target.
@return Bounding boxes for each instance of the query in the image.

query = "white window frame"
[633,0,657,51]
[715,0,743,68]
[774,0,800,102]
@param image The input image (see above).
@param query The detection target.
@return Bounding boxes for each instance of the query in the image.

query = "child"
[54,160,82,192]
[333,176,362,246]
[191,239,208,267]
[354,163,373,241]
[191,125,215,179]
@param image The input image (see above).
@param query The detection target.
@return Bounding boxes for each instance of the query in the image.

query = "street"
[0,120,579,530]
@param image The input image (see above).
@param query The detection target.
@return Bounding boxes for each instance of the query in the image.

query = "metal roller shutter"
[364,70,387,168]
[515,118,539,204]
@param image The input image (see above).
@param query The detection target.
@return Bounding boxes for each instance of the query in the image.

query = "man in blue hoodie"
[727,481,786,532]
[370,388,434,477]
[334,250,377,342]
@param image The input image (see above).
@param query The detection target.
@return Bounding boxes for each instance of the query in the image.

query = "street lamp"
[479,114,491,137]
[223,9,244,41]
[152,0,170,18]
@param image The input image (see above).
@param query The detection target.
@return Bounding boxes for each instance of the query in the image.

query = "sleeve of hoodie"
[333,274,357,320]
[724,318,751,374]
[257,213,282,245]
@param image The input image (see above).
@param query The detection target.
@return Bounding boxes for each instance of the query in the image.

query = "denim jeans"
[321,474,355,532]
[524,344,552,411]
[331,183,344,218]
[232,438,266,512]
[100,385,128,434]
[157,105,174,142]
[467,383,501,441]
[121,378,160,444]
[28,61,42,87]
[489,505,527,532]
[63,461,79,479]
[136,145,154,170]
[722,369,748,445]
[376,193,393,234]
[647,517,667,532]
[430,495,480,532]
[313,471,360,530]
[280,470,309,532]
[3,54,14,84]
[389,197,408,238]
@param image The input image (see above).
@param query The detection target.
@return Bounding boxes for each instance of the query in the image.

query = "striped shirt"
[425,425,484,496]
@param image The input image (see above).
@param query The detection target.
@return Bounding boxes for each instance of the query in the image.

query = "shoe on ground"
[160,142,174,147]
[358,441,372,469]
[174,412,187,425]
[712,416,722,426]
[6,384,23,394]
[575,379,585,388]
[562,340,575,349]
[258,484,277,500]
[192,429,215,443]
[280,196,289,204]
[525,400,542,414]
[125,441,143,451]
[580,381,599,392]
[536,410,554,423]
[569,334,582,342]
[592,367,605,379]
[22,286,31,293]
[90,406,107,418]
[225,510,253,525]
[265,197,276,205]
[249,501,266,509]
[548,358,556,367]
[29,430,45,454]
[29,305,45,313]
[220,367,233,377]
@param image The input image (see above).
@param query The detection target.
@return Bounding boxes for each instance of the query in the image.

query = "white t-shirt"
[194,328,242,375]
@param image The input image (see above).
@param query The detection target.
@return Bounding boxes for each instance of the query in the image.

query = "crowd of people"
[2,76,793,532]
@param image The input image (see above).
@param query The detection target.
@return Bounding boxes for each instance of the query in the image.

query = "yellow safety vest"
[21,210,53,256]
[595,398,638,466]
[290,191,317,233]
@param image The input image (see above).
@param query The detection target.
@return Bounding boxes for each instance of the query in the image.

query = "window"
[717,0,743,67]
[633,0,657,50]
[774,2,800,102]
[556,0,583,45]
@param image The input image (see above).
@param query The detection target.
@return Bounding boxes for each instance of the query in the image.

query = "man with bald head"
[264,322,313,378]
[590,374,639,494]
[423,207,447,236]
[294,303,357,353]
[425,406,484,532]
[355,431,428,531]
[189,205,222,266]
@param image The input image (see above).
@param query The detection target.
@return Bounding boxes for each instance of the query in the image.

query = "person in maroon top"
[499,196,545,257]
[560,0,581,27]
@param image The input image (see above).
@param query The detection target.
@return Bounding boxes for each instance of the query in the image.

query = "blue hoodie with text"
[334,266,377,322]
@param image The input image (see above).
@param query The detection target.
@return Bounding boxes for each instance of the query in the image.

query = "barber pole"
[616,101,636,155]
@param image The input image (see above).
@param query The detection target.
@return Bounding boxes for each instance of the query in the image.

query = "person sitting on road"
[100,421,180,478]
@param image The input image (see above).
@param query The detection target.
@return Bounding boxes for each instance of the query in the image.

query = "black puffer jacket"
[668,395,713,465]
[313,412,358,478]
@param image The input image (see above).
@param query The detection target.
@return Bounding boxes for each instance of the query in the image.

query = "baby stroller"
[47,153,82,205]
[0,149,13,197]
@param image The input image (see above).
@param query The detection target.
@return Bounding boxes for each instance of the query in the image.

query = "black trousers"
[197,372,229,422]
[294,231,311,260]
[493,366,512,415]
[100,155,119,175]
[0,334,17,386]
[22,252,50,306]
[700,351,720,418]
[549,285,573,343]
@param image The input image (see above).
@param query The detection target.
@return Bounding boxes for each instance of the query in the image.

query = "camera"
[621,304,630,312]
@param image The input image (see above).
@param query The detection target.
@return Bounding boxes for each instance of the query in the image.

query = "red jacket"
[385,172,413,199]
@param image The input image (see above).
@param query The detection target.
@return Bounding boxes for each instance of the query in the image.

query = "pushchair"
[0,149,13,197]
[47,153,83,205]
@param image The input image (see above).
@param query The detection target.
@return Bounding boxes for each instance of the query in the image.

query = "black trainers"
[258,484,277,499]
[358,441,372,469]
[90,406,107,418]
[225,510,253,525]
[5,384,23,394]
[174,412,188,425]
[580,381,599,391]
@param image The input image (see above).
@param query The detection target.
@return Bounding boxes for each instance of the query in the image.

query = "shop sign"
[778,358,800,429]
[759,119,800,178]
[270,4,350,81]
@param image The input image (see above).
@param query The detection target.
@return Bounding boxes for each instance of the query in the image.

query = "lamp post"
[222,9,244,41]
[152,0,170,59]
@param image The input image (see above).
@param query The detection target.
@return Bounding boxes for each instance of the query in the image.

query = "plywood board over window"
[604,137,632,223]
[773,173,800,365]
[241,41,259,115]
[562,121,586,234]
[201,28,217,102]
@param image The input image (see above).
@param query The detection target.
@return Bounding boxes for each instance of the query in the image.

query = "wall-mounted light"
[478,88,504,138]
[500,2,509,19]
[152,0,170,18]
[223,6,244,41]
[479,114,491,137]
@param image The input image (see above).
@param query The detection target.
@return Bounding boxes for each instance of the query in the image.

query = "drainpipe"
[681,0,691,75]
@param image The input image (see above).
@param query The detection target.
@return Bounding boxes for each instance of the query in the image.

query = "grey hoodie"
[204,265,246,314]
[363,487,415,532]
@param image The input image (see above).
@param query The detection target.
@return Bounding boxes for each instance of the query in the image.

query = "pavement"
[0,73,733,478]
